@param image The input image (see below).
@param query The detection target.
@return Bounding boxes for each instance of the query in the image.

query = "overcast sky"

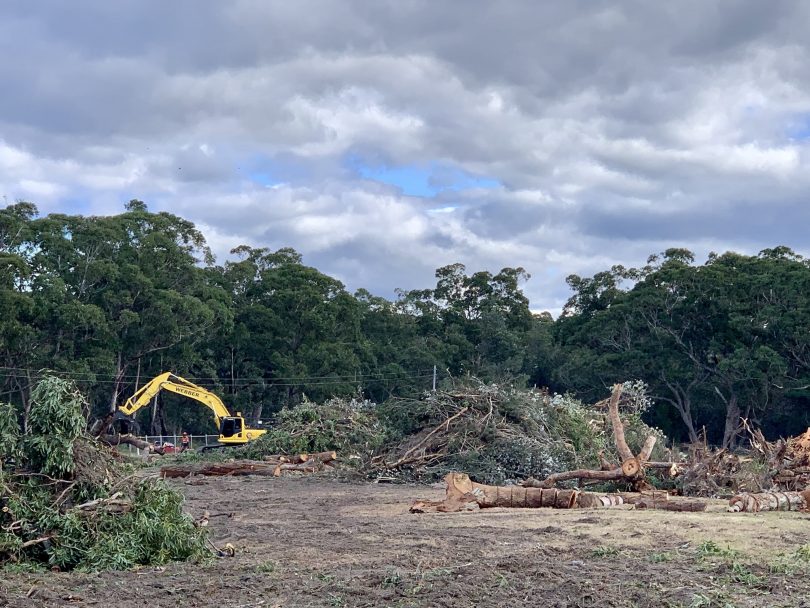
[1,1,809,313]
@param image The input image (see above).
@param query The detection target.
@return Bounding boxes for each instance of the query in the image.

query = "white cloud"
[1,2,810,314]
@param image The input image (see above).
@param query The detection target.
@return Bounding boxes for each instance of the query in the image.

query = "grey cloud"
[1,1,810,313]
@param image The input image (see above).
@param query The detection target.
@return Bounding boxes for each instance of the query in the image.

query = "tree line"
[1,201,807,446]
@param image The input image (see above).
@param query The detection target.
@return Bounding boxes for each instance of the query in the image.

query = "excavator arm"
[118,372,266,446]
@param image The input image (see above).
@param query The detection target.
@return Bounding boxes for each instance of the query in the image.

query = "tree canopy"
[0,200,807,446]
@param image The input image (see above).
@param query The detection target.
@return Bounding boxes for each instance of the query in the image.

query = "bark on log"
[161,457,336,479]
[262,451,336,464]
[634,498,707,512]
[619,493,707,512]
[272,462,324,477]
[410,473,625,513]
[98,433,158,453]
[307,451,338,463]
[727,491,809,513]
[608,384,634,462]
[523,468,627,488]
[161,461,280,478]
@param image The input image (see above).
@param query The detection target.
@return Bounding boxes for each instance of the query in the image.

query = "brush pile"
[236,397,385,465]
[750,426,810,492]
[372,379,668,485]
[0,376,208,571]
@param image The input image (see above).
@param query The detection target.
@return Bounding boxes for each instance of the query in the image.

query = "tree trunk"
[98,433,156,452]
[675,396,699,444]
[109,351,126,413]
[411,473,625,513]
[728,491,809,513]
[161,461,281,478]
[721,393,741,449]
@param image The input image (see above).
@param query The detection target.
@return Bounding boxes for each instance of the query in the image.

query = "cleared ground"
[3,475,810,607]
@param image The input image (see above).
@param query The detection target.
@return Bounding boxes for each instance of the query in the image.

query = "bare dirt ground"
[3,475,810,607]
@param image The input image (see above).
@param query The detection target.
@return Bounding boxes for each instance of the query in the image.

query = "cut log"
[272,462,324,477]
[727,491,809,513]
[261,451,336,465]
[161,461,280,478]
[634,498,707,512]
[162,455,337,479]
[621,457,641,478]
[410,473,626,513]
[98,433,156,452]
[523,467,626,488]
[262,455,291,463]
[307,451,338,463]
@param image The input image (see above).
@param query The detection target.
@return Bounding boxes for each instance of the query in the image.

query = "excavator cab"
[220,416,243,438]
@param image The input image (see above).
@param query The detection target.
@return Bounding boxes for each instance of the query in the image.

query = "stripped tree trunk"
[410,473,625,513]
[727,491,809,513]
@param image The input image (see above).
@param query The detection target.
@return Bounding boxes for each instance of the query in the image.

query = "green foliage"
[0,375,208,572]
[380,379,668,485]
[0,402,19,464]
[591,546,620,558]
[22,376,86,478]
[696,540,739,561]
[238,398,386,460]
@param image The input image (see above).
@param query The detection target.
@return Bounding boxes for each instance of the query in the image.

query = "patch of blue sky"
[786,114,810,140]
[346,155,501,197]
[237,153,284,187]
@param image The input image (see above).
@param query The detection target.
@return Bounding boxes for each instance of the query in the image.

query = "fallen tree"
[411,473,708,513]
[373,379,669,485]
[521,384,679,491]
[411,472,626,513]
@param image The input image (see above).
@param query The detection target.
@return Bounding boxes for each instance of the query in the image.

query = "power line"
[0,365,436,384]
[0,368,437,388]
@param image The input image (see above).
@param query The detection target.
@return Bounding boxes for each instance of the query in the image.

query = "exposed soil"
[3,475,810,607]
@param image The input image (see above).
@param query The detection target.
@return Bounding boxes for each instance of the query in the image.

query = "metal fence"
[117,434,222,456]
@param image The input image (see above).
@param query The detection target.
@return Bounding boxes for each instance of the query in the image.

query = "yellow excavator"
[118,372,267,447]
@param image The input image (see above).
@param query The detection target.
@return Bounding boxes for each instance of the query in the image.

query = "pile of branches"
[372,379,668,485]
[0,376,208,571]
[237,397,385,466]
[750,425,810,492]
[678,443,767,497]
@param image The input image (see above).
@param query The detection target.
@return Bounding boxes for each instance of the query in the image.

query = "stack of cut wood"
[160,451,337,479]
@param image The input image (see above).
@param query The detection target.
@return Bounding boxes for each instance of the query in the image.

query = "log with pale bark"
[262,451,337,465]
[521,384,679,491]
[410,472,626,513]
[727,490,810,513]
[411,473,712,514]
[98,432,163,454]
[619,492,707,512]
